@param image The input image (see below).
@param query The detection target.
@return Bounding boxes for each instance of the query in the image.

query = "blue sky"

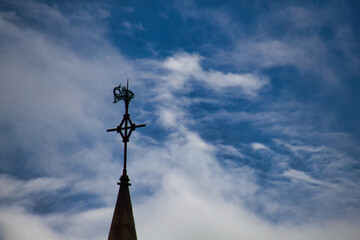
[0,0,360,239]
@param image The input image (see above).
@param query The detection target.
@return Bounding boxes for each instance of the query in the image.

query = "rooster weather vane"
[113,83,134,103]
[107,80,146,184]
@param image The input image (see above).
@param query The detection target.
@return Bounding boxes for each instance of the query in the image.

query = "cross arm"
[106,123,146,132]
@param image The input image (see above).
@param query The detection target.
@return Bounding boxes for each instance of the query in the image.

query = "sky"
[0,0,360,239]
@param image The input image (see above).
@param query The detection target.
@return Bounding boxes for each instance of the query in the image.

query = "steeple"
[107,81,146,240]
[108,175,137,240]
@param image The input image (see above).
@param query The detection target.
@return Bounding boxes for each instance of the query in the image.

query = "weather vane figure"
[113,82,135,103]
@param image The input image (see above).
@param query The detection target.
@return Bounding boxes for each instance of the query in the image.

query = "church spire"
[107,80,146,240]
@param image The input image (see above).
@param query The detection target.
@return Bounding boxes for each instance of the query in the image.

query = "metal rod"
[133,124,146,128]
[123,100,129,174]
[107,124,146,132]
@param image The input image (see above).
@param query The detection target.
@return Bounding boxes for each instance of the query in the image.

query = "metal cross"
[107,81,146,182]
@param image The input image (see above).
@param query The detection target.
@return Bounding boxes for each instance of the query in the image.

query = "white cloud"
[182,2,359,84]
[135,185,360,240]
[136,52,268,131]
[163,52,202,74]
[251,142,268,150]
[0,175,66,200]
[283,169,329,187]
[218,144,245,158]
[159,52,268,96]
[274,139,324,152]
[118,21,145,36]
[0,206,112,240]
[0,208,61,240]
[0,1,360,240]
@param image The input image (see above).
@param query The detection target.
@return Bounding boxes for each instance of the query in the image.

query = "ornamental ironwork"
[113,84,135,103]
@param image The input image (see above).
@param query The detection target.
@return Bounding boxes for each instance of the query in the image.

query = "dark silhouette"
[107,80,146,240]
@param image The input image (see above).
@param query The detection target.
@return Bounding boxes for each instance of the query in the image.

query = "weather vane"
[113,81,135,103]
[107,79,146,184]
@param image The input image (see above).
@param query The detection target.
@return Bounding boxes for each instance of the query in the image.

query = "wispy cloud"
[0,175,66,200]
[283,169,330,186]
[0,1,359,240]
[118,21,145,36]
[178,1,360,84]
[251,142,268,151]
[145,52,268,96]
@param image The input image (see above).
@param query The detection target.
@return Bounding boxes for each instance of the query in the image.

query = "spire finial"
[107,80,146,180]
[113,80,134,104]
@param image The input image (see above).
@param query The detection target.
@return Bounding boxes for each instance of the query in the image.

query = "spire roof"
[108,175,137,240]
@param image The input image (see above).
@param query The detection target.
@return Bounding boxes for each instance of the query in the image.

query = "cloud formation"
[161,52,268,96]
[0,1,359,240]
